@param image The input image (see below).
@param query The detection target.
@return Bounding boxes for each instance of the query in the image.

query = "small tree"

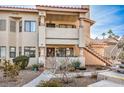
[108,29,113,37]
[13,55,29,70]
[101,32,106,39]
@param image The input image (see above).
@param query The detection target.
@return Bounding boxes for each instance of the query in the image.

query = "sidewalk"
[88,80,124,87]
[23,70,54,87]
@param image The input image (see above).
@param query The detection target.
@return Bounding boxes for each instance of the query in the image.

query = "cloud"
[91,5,124,39]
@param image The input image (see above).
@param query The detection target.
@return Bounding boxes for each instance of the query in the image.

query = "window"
[59,24,76,28]
[56,48,66,57]
[46,23,55,28]
[0,20,6,31]
[19,21,22,32]
[24,47,36,57]
[10,47,16,58]
[66,48,74,57]
[10,21,16,32]
[0,46,6,58]
[46,47,74,57]
[56,48,74,57]
[24,21,36,32]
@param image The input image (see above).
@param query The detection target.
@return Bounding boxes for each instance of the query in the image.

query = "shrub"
[32,64,39,71]
[38,63,44,68]
[13,55,29,70]
[67,64,75,72]
[38,80,62,87]
[118,52,124,62]
[3,60,20,81]
[72,60,81,69]
[59,62,67,71]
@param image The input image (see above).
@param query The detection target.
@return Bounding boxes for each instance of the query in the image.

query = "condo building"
[0,5,94,68]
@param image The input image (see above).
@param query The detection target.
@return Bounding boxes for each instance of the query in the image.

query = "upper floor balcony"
[46,27,79,39]
[45,27,79,45]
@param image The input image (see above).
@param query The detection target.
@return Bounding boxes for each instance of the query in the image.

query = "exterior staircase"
[84,46,113,66]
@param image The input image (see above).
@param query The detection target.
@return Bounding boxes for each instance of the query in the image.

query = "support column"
[39,11,46,47]
[79,48,85,67]
[78,15,85,67]
[38,11,46,66]
[79,17,85,47]
[39,47,46,65]
[6,18,10,60]
[16,20,19,57]
[21,19,24,55]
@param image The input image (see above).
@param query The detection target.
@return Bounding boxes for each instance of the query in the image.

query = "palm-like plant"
[108,29,113,38]
[101,32,106,39]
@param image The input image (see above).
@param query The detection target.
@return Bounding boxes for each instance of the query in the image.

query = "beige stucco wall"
[0,7,92,66]
[93,47,105,56]
[0,11,39,65]
[83,21,91,45]
[0,32,7,46]
[84,49,106,66]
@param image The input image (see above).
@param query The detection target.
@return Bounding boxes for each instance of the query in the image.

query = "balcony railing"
[45,57,80,69]
[46,27,79,39]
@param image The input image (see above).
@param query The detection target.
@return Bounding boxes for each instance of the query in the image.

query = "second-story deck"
[45,27,79,45]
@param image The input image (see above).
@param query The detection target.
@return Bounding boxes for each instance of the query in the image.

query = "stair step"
[88,80,124,87]
[97,71,124,84]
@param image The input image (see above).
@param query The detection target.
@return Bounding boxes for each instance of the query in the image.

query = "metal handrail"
[110,36,124,60]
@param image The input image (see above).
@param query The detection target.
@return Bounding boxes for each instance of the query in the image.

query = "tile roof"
[0,5,88,11]
[0,6,36,10]
[39,5,87,10]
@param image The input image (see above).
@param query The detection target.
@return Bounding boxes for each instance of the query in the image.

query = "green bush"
[32,64,39,71]
[72,60,81,69]
[38,80,62,87]
[13,55,29,70]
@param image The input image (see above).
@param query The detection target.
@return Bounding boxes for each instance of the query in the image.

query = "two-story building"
[0,5,95,68]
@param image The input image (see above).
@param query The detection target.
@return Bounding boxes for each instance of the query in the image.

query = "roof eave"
[82,18,95,25]
[36,5,89,13]
[0,7,38,13]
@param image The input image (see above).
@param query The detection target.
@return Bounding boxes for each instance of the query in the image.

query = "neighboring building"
[0,5,95,68]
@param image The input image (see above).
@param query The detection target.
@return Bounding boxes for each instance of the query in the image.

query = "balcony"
[46,27,79,44]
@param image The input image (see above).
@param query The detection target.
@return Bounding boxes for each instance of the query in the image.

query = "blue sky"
[90,5,124,39]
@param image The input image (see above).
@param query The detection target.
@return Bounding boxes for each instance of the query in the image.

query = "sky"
[90,5,124,39]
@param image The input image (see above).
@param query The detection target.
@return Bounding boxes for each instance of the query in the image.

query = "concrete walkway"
[97,71,124,84]
[23,70,54,87]
[88,80,124,87]
[22,69,109,87]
